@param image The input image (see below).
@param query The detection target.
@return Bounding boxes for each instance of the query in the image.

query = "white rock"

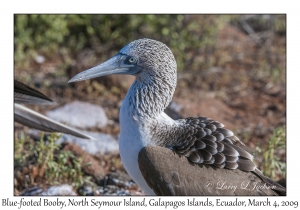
[46,101,108,129]
[40,184,76,196]
[35,55,45,64]
[57,131,119,155]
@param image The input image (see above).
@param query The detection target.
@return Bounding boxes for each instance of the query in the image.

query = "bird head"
[68,38,177,83]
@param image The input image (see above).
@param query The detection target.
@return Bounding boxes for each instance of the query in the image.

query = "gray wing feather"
[171,117,255,171]
[138,146,284,195]
[142,116,285,195]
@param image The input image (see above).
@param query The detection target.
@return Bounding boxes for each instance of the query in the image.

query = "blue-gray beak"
[68,53,141,83]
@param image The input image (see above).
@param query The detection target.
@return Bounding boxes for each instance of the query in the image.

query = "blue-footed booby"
[69,38,286,195]
[14,80,93,139]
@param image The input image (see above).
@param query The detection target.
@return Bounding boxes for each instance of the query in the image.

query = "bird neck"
[124,71,177,121]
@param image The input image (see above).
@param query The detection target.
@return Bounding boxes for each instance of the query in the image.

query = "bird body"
[119,83,177,195]
[69,38,285,195]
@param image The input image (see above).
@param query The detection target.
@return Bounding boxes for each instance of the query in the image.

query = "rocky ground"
[14,22,286,196]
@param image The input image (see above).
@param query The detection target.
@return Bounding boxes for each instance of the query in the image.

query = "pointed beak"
[68,53,141,83]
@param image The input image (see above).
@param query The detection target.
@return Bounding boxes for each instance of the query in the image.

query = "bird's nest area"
[14,21,286,195]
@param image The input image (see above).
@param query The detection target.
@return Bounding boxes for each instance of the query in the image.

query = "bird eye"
[129,57,136,63]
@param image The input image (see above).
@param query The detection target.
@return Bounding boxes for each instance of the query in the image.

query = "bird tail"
[253,168,286,196]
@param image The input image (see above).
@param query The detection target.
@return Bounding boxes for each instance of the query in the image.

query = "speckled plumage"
[120,39,285,195]
[119,39,254,171]
[120,39,177,119]
[148,116,256,171]
[69,38,286,195]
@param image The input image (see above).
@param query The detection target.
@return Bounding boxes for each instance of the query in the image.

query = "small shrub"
[14,132,92,190]
[256,126,286,180]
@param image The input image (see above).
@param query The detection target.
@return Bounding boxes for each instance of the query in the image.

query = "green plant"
[14,131,33,167]
[14,14,230,71]
[256,126,286,180]
[14,132,93,190]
